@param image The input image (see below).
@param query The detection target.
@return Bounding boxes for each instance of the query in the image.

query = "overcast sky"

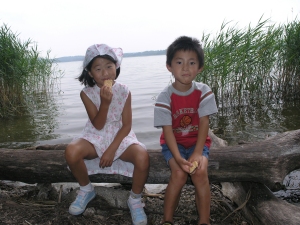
[1,0,299,58]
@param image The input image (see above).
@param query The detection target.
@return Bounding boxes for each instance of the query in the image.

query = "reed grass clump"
[0,24,61,118]
[278,20,300,99]
[197,17,300,107]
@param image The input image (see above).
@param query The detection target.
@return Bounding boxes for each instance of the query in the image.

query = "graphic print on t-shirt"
[173,114,199,136]
[180,115,192,127]
[179,115,194,136]
[171,91,200,140]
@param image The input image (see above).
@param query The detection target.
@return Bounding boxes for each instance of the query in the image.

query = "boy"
[154,36,218,225]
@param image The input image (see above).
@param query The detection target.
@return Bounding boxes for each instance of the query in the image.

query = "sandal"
[161,222,173,225]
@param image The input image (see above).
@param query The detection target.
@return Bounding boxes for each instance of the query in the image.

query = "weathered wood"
[0,129,300,191]
[221,182,300,225]
[218,130,300,225]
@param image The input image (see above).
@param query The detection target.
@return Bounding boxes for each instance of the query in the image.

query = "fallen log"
[0,129,300,191]
[221,182,300,225]
[217,130,300,225]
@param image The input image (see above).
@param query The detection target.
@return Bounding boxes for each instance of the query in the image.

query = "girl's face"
[167,50,203,92]
[88,57,117,87]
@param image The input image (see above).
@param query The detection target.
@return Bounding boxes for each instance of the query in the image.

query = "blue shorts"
[161,143,209,166]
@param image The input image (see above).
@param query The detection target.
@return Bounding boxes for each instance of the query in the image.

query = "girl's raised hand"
[100,85,113,105]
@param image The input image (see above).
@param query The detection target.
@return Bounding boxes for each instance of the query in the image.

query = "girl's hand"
[99,147,115,168]
[100,86,113,105]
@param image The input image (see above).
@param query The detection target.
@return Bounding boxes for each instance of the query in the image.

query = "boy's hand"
[189,161,198,174]
[189,154,204,173]
[176,157,193,173]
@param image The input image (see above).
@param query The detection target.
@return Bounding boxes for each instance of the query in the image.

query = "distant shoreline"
[54,50,166,63]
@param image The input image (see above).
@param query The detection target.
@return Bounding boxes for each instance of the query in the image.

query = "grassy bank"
[197,17,300,107]
[0,24,62,118]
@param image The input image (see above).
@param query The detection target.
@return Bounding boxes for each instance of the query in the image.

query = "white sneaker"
[69,190,96,215]
[127,197,147,225]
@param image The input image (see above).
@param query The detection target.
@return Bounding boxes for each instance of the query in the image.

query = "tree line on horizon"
[54,50,166,63]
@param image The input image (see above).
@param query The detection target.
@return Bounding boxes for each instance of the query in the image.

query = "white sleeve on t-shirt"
[154,86,172,128]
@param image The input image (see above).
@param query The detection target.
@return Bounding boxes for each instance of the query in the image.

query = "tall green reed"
[278,20,300,99]
[197,17,299,108]
[0,24,62,118]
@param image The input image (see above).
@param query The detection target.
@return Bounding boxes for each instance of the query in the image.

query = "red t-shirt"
[154,82,218,149]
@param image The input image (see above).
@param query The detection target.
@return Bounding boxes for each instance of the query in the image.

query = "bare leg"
[163,158,188,223]
[120,144,149,194]
[65,139,98,186]
[191,157,210,225]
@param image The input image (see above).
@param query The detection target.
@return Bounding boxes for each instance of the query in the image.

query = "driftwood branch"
[0,129,299,191]
[221,182,300,224]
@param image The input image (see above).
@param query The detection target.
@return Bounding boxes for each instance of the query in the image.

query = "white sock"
[80,182,94,192]
[129,190,142,201]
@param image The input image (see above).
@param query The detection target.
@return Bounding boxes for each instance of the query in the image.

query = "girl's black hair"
[77,55,121,87]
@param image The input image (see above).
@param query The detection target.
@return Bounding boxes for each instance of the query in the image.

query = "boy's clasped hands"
[175,154,203,174]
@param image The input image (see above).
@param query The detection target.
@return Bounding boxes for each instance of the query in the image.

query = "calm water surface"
[0,55,300,149]
[0,55,171,149]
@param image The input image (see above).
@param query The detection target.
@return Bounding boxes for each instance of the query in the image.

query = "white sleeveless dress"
[74,81,146,177]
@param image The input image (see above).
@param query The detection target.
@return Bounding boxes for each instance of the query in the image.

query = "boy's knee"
[171,170,188,186]
[192,168,209,184]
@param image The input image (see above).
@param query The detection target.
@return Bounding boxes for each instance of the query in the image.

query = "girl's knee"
[135,150,150,170]
[65,143,81,163]
[65,143,73,158]
[139,148,149,160]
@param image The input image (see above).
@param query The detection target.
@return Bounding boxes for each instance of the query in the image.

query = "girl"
[65,44,149,225]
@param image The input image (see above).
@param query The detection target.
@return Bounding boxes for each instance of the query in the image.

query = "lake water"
[0,55,300,150]
[0,55,172,149]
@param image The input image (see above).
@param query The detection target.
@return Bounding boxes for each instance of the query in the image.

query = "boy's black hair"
[166,36,204,69]
[77,55,121,87]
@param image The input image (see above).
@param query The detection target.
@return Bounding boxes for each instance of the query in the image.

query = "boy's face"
[167,50,203,91]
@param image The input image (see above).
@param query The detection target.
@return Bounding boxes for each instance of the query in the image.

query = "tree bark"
[0,129,299,191]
